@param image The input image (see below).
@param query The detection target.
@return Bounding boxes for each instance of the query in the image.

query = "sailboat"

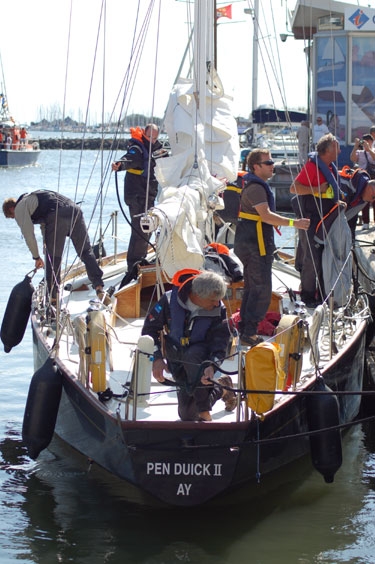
[3,1,371,507]
[0,54,40,167]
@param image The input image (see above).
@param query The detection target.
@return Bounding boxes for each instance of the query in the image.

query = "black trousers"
[126,196,154,270]
[234,242,273,337]
[44,204,103,298]
[165,340,223,421]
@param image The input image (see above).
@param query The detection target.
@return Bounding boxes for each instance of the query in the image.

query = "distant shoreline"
[36,137,129,150]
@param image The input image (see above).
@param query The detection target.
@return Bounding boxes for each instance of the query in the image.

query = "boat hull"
[31,315,366,507]
[0,148,40,167]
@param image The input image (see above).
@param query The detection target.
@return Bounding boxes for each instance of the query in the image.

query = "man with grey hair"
[142,269,236,422]
[290,133,343,307]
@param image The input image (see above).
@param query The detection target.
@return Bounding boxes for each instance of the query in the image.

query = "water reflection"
[1,422,375,563]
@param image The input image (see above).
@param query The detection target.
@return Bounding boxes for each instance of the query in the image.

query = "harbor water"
[1,149,375,563]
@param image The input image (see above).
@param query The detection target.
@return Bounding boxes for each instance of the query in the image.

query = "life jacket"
[16,190,72,224]
[339,166,370,221]
[167,271,224,348]
[218,171,247,223]
[126,126,161,179]
[308,153,340,202]
[237,173,276,256]
[203,243,243,282]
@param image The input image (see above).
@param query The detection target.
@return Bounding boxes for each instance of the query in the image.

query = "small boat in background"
[0,54,40,167]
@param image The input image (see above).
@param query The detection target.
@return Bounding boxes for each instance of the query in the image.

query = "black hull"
[0,148,40,167]
[31,318,366,507]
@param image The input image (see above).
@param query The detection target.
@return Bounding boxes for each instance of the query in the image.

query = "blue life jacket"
[126,138,151,179]
[168,286,223,348]
[242,172,276,212]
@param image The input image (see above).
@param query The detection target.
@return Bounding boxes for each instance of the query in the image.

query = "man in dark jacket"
[3,191,107,303]
[141,270,236,422]
[112,124,168,272]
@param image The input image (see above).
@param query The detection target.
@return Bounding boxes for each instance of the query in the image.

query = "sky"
[0,0,313,125]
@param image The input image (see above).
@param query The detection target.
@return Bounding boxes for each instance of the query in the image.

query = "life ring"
[32,141,39,151]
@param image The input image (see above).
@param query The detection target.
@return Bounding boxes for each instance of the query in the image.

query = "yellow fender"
[86,310,107,392]
[245,342,284,415]
[275,314,303,388]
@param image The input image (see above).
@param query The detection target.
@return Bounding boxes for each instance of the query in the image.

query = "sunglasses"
[258,159,275,166]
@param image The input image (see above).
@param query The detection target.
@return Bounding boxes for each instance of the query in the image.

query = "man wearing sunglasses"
[234,149,310,347]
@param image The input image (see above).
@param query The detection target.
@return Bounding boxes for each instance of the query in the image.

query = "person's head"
[358,133,373,150]
[316,116,323,126]
[361,179,375,203]
[246,148,274,180]
[190,271,227,310]
[316,133,340,161]
[143,124,159,144]
[2,197,17,218]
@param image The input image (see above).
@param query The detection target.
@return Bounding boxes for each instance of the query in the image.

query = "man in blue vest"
[290,133,343,307]
[141,269,236,422]
[234,149,310,347]
[112,124,168,274]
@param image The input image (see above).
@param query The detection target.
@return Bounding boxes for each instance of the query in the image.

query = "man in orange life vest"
[112,124,168,275]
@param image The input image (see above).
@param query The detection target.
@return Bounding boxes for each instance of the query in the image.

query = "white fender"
[73,315,88,385]
[134,335,154,406]
[309,305,325,367]
[86,310,107,392]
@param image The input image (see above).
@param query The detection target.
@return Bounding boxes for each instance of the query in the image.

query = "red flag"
[216,4,232,20]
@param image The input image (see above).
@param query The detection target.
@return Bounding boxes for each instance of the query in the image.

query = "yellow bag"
[245,342,285,415]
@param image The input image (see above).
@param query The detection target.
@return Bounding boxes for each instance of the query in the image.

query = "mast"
[252,0,259,113]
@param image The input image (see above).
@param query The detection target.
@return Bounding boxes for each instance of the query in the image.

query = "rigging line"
[143,0,163,216]
[114,1,155,127]
[99,0,108,247]
[60,0,109,281]
[251,0,294,128]
[47,0,76,302]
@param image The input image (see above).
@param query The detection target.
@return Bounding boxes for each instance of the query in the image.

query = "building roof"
[291,0,362,40]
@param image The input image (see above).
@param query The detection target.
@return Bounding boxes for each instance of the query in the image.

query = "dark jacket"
[16,190,74,224]
[118,130,163,203]
[142,280,230,363]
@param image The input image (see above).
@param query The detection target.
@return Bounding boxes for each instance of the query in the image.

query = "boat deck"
[33,254,369,425]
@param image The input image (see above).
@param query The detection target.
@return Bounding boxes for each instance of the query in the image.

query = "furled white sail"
[149,1,239,278]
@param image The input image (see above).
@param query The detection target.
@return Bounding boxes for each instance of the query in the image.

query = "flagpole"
[214,0,217,69]
[244,1,259,115]
[252,0,259,113]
